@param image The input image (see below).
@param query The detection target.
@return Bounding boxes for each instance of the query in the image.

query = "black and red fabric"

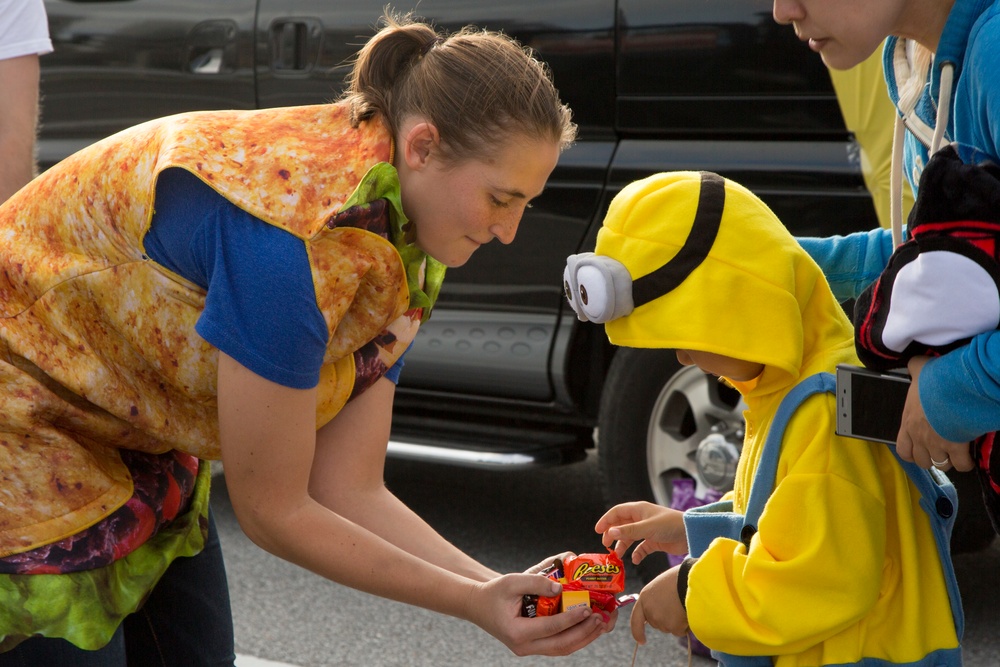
[855,144,1000,534]
[973,433,1000,533]
[855,145,1000,372]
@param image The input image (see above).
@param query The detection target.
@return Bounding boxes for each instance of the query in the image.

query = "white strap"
[931,63,954,155]
[890,61,955,249]
[890,114,906,248]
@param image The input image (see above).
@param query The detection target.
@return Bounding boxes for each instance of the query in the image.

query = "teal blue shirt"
[803,0,1000,443]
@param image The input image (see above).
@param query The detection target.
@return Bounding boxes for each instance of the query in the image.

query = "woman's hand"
[466,573,607,656]
[595,501,688,563]
[524,552,622,632]
[630,566,688,643]
[898,356,974,471]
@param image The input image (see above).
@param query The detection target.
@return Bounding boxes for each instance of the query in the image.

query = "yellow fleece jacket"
[596,172,959,665]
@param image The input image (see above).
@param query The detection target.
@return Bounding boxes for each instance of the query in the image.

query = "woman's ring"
[931,456,950,468]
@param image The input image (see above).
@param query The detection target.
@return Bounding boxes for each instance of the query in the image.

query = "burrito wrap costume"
[0,103,441,649]
[588,172,962,666]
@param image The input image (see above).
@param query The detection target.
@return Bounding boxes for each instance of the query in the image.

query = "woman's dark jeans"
[0,509,236,667]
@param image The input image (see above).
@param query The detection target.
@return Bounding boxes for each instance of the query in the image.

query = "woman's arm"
[217,352,605,655]
[218,353,469,606]
[915,331,1000,444]
[797,227,894,301]
[307,375,496,581]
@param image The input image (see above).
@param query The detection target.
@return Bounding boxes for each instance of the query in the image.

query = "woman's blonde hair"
[341,10,577,162]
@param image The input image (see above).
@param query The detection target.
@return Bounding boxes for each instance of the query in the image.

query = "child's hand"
[595,501,687,563]
[629,565,689,643]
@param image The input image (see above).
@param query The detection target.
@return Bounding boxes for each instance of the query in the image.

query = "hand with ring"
[897,357,976,471]
[930,455,951,469]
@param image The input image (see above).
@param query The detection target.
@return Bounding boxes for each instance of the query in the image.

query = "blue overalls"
[684,373,964,666]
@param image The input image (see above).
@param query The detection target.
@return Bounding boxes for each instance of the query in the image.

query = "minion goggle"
[563,172,725,323]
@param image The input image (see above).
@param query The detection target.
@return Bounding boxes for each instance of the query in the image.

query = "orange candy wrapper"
[521,550,636,621]
[564,552,626,592]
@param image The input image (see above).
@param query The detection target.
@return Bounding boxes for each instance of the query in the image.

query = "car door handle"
[186,20,238,74]
[270,18,322,72]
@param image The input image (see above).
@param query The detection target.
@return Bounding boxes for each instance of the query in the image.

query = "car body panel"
[40,0,257,167]
[617,0,845,138]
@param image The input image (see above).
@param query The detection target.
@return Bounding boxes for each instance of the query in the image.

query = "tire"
[597,348,745,582]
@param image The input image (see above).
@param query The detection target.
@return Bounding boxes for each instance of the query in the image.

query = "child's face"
[675,349,764,382]
[772,0,909,70]
[400,131,560,268]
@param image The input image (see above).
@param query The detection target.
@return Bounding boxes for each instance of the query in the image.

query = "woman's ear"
[400,120,440,171]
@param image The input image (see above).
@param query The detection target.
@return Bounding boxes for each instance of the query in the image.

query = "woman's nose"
[490,215,521,245]
[772,0,802,25]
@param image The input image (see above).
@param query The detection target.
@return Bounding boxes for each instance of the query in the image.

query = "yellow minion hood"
[593,171,853,394]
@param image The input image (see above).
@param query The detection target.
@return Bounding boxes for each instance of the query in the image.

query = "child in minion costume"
[565,171,963,666]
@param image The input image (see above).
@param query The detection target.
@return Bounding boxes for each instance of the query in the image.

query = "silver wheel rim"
[645,365,747,506]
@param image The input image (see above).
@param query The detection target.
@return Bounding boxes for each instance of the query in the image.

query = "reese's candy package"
[563,551,626,593]
[521,550,630,620]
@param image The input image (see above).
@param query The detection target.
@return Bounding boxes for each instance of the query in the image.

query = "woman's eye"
[490,195,510,208]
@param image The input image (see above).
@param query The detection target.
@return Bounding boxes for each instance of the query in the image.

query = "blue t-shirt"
[144,168,404,389]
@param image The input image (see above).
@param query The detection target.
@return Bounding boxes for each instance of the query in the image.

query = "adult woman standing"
[772,0,1000,497]
[0,11,593,664]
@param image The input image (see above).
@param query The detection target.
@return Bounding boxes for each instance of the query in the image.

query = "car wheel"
[597,347,745,582]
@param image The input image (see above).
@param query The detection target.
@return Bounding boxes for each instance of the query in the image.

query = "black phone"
[835,364,912,444]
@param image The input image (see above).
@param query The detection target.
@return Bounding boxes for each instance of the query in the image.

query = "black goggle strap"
[631,171,726,308]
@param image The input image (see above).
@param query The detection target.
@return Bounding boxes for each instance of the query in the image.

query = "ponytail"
[341,9,576,162]
[342,13,439,127]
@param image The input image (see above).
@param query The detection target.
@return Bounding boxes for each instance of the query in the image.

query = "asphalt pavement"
[215,452,1000,666]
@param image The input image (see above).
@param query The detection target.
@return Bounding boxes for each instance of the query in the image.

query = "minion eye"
[563,253,636,323]
[575,264,611,320]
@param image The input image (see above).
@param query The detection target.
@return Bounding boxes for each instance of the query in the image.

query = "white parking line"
[236,654,301,667]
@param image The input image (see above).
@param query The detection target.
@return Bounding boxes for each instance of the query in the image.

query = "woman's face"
[772,0,910,70]
[397,125,561,268]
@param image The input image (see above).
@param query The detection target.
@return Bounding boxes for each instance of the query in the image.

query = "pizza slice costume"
[0,103,443,650]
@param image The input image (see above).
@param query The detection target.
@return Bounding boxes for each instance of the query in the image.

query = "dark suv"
[38,0,992,553]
